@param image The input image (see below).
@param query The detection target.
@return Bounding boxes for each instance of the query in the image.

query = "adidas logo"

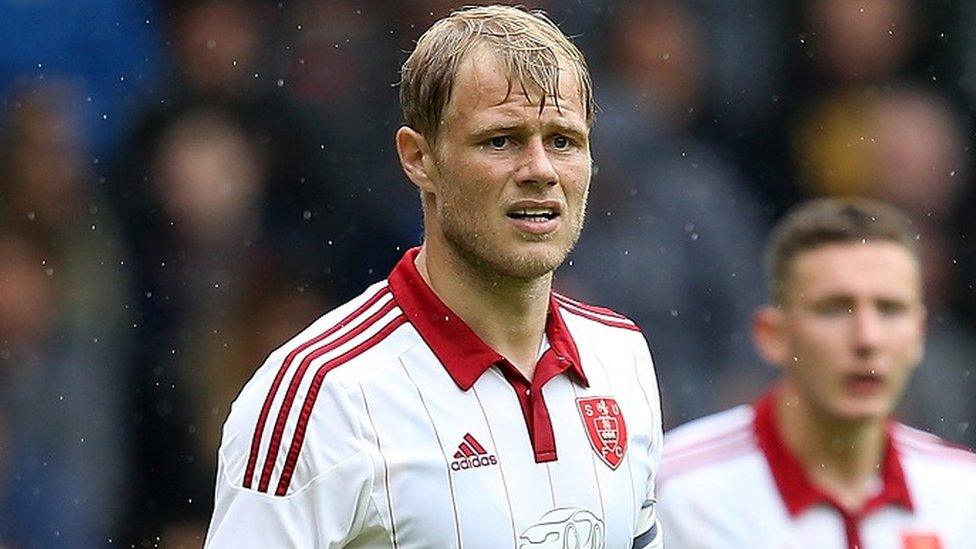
[450,433,498,471]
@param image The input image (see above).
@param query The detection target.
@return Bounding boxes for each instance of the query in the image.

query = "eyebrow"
[469,118,589,140]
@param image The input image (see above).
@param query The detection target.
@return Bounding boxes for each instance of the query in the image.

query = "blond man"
[206,6,664,547]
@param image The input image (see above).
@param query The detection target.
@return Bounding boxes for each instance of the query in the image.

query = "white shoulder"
[660,405,757,485]
[219,281,402,496]
[893,423,976,474]
[553,292,643,334]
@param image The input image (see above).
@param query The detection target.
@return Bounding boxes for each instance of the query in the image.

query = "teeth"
[517,208,553,216]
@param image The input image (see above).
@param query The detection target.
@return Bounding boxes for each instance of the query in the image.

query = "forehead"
[443,48,587,127]
[787,242,921,300]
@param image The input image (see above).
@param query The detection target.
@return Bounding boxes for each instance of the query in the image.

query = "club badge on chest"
[577,397,627,470]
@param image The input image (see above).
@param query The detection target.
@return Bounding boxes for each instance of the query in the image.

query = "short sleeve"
[204,350,376,547]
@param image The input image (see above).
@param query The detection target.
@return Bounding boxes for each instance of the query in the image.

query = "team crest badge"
[902,532,943,549]
[577,397,627,470]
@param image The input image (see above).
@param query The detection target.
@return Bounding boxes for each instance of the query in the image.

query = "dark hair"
[765,198,919,304]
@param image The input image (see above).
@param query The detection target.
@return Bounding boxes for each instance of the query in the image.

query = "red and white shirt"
[206,248,664,548]
[657,391,976,549]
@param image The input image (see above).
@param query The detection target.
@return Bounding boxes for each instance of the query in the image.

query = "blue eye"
[489,136,509,149]
[553,135,570,149]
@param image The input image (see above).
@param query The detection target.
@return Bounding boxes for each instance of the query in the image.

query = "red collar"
[753,390,913,518]
[387,247,587,390]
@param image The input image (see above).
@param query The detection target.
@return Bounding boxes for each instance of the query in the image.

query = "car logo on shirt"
[450,433,498,471]
[577,397,627,470]
[519,507,605,549]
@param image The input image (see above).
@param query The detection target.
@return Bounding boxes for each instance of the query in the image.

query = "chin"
[447,228,575,280]
[833,399,895,424]
[490,249,567,279]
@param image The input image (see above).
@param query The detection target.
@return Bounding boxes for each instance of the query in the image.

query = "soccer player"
[657,198,976,548]
[205,6,664,548]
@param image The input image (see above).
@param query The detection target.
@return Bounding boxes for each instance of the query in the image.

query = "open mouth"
[845,373,885,394]
[506,208,559,223]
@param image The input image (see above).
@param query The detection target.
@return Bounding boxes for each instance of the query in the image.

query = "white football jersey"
[206,248,664,548]
[658,391,976,549]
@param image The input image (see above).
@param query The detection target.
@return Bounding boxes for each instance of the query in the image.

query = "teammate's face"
[762,242,925,423]
[424,50,592,279]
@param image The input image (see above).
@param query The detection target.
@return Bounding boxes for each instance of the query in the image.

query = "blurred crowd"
[1,0,975,546]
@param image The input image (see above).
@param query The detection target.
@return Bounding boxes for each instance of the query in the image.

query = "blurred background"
[0,0,974,546]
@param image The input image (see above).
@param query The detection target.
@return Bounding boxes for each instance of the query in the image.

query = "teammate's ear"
[396,126,438,193]
[753,306,788,370]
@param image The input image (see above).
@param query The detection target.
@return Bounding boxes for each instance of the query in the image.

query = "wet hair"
[765,198,919,304]
[398,5,594,144]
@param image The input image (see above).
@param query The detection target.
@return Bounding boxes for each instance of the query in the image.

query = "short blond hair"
[399,5,594,144]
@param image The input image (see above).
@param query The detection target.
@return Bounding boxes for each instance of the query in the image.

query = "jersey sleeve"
[632,333,665,549]
[205,350,377,547]
[206,446,374,546]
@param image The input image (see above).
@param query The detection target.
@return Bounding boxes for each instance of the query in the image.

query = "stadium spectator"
[0,86,130,546]
[564,0,771,425]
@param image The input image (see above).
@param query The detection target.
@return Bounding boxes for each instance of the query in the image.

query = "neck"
[775,385,888,512]
[415,243,551,380]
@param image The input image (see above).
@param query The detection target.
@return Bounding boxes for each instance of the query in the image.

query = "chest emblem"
[576,397,627,470]
[902,532,943,549]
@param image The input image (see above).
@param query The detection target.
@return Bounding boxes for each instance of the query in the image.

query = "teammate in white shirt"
[658,198,976,549]
[205,6,664,548]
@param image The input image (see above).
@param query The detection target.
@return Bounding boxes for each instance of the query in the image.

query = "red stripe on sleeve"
[243,286,391,488]
[275,315,408,496]
[258,299,398,492]
[552,293,631,320]
[556,302,641,331]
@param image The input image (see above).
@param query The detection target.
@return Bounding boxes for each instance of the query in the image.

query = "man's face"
[772,242,925,423]
[424,50,592,279]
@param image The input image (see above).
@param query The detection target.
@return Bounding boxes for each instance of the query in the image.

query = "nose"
[852,307,883,358]
[516,136,558,187]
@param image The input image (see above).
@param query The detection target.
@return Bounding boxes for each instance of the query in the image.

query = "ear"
[753,305,789,370]
[396,126,438,194]
[909,303,928,368]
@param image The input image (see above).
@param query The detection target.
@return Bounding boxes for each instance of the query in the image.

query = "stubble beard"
[437,195,587,282]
